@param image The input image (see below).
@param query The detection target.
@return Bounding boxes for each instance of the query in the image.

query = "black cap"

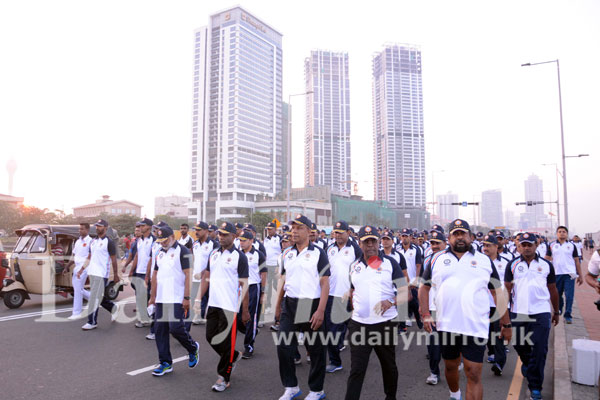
[94,219,108,227]
[218,222,236,235]
[310,223,319,232]
[333,220,349,233]
[449,219,471,234]
[495,230,505,239]
[476,232,484,239]
[401,228,412,236]
[156,226,174,243]
[431,224,445,234]
[138,218,154,227]
[243,223,256,233]
[290,214,312,229]
[417,232,424,238]
[234,222,244,230]
[520,232,537,244]
[135,221,143,227]
[238,231,254,241]
[358,225,380,241]
[208,224,218,232]
[281,225,290,232]
[281,234,291,242]
[482,234,498,245]
[381,230,393,239]
[266,222,276,228]
[153,221,168,229]
[430,230,446,243]
[194,221,209,230]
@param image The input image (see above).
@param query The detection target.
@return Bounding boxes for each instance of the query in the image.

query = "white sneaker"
[426,373,439,385]
[193,317,207,325]
[305,391,326,400]
[146,333,156,340]
[68,313,84,320]
[81,323,97,330]
[458,362,464,371]
[111,306,119,322]
[278,387,301,400]
[405,319,413,327]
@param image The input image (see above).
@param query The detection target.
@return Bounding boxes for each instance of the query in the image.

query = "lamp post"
[287,91,313,222]
[521,59,569,225]
[431,170,445,223]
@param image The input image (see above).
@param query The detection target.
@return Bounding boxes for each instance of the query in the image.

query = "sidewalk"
[564,250,600,400]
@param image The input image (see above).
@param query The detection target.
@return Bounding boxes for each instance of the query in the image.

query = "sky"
[0,0,598,233]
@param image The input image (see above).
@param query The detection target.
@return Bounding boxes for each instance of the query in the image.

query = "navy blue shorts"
[439,331,487,363]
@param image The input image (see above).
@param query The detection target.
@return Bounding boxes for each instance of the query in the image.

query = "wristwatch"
[553,311,560,315]
[388,298,396,305]
[502,323,512,328]
[183,296,190,300]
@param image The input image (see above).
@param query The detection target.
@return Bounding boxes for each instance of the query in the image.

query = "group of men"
[63,214,591,400]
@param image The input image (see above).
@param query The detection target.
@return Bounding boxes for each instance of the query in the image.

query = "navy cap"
[520,232,537,244]
[234,223,244,230]
[266,222,276,228]
[281,225,290,232]
[218,222,236,235]
[156,226,174,243]
[476,232,484,239]
[495,230,505,239]
[401,228,412,236]
[281,234,291,242]
[135,221,143,227]
[208,224,218,232]
[153,221,168,229]
[358,225,380,241]
[417,232,424,238]
[381,230,393,239]
[194,221,209,230]
[138,218,154,227]
[449,219,471,234]
[243,223,256,233]
[431,224,445,234]
[430,230,446,243]
[238,231,254,241]
[94,219,108,227]
[290,214,312,229]
[482,234,498,245]
[412,232,419,238]
[310,223,319,232]
[333,220,349,233]
[349,226,355,233]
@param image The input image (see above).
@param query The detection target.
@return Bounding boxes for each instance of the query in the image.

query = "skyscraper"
[189,7,283,222]
[304,50,351,193]
[519,174,549,229]
[481,189,503,228]
[372,44,425,207]
[437,192,458,223]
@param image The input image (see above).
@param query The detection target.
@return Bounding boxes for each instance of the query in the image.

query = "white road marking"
[126,355,188,376]
[0,298,135,322]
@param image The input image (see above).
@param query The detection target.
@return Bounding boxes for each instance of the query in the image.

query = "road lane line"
[126,356,188,376]
[506,358,523,399]
[0,298,136,322]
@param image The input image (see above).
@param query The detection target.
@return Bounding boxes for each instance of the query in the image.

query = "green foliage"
[153,214,190,230]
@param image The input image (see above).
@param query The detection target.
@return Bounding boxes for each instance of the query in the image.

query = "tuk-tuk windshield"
[30,233,46,253]
[14,231,34,253]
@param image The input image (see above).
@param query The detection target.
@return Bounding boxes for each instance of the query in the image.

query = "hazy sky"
[1,0,598,233]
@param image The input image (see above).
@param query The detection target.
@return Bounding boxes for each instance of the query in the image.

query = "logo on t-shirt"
[518,265,524,272]
[83,243,87,247]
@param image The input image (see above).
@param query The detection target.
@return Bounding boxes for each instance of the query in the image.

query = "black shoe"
[242,349,254,359]
[492,363,503,376]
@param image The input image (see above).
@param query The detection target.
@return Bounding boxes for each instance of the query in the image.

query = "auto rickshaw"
[0,224,124,309]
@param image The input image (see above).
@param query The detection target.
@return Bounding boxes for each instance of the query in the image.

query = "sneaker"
[212,377,230,392]
[565,317,573,324]
[242,349,254,359]
[111,306,119,322]
[326,364,342,373]
[294,358,302,365]
[339,345,347,352]
[193,317,207,325]
[189,342,200,368]
[278,386,301,400]
[270,324,280,332]
[146,333,156,340]
[81,323,97,330]
[405,320,413,327]
[426,373,439,385]
[399,326,407,334]
[152,362,173,376]
[68,313,84,320]
[492,363,503,376]
[258,321,264,328]
[306,354,311,363]
[135,320,150,328]
[487,355,495,363]
[530,389,542,400]
[305,391,326,400]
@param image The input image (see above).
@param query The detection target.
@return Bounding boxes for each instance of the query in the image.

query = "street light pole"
[287,91,313,222]
[431,170,445,222]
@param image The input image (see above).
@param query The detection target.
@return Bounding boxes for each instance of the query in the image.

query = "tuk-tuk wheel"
[105,283,119,301]
[3,290,26,309]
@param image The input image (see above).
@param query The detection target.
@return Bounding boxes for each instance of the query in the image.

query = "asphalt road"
[0,287,553,400]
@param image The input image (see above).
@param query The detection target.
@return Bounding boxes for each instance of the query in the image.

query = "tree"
[153,214,190,230]
[244,211,272,239]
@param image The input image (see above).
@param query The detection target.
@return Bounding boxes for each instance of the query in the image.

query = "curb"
[554,320,573,399]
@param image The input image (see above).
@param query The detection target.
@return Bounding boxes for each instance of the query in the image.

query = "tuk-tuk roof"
[16,224,118,240]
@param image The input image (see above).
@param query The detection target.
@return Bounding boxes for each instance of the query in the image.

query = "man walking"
[64,223,91,320]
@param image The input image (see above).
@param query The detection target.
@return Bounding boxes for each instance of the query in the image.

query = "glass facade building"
[372,44,425,207]
[304,50,351,193]
[189,7,283,221]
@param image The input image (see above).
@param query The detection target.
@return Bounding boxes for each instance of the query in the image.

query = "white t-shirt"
[547,240,579,275]
[72,235,92,271]
[281,243,330,299]
[505,255,556,315]
[136,234,155,275]
[192,238,217,283]
[263,235,282,266]
[206,247,249,313]
[154,242,190,304]
[244,247,266,285]
[326,240,362,297]
[424,248,499,339]
[396,244,423,283]
[588,251,600,275]
[350,255,402,325]
[87,236,116,278]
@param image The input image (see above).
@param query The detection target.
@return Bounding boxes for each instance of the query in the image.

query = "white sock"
[450,389,461,399]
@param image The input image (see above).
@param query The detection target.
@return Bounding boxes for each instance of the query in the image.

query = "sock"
[450,389,461,399]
